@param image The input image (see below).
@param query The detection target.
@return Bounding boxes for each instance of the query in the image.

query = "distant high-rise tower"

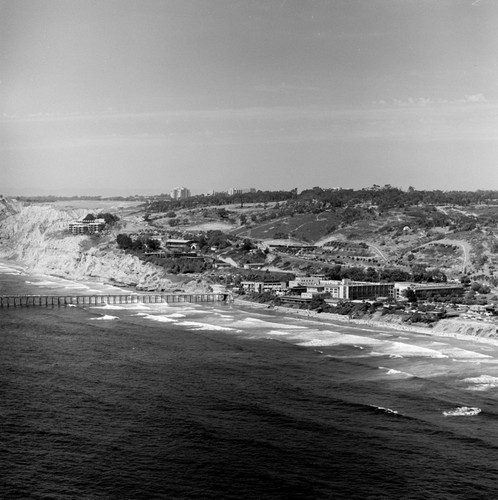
[170,187,191,200]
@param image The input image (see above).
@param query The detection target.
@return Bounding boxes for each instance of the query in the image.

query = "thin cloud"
[382,94,488,107]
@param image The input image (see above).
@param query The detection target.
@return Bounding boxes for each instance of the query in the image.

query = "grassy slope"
[144,202,498,281]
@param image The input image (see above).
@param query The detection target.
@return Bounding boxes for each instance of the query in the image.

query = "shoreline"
[235,298,498,348]
[3,256,498,349]
[0,258,138,295]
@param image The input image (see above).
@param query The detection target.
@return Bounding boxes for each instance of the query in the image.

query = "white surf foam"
[440,346,492,361]
[91,315,119,321]
[26,280,65,287]
[378,367,414,378]
[380,341,448,359]
[462,375,498,391]
[370,404,399,415]
[266,329,292,336]
[91,304,126,310]
[177,321,237,332]
[232,317,308,329]
[298,333,383,348]
[443,406,481,416]
[142,314,177,323]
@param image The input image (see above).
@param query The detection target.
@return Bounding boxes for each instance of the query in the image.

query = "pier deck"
[0,293,233,308]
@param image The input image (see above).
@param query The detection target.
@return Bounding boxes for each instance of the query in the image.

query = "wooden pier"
[0,293,233,308]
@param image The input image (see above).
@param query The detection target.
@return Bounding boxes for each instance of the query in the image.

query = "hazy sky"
[2,0,498,196]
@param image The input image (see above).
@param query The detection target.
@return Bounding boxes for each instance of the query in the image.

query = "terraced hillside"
[145,194,498,283]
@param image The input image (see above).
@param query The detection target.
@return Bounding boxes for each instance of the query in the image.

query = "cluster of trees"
[147,186,498,215]
[317,264,445,283]
[144,256,210,274]
[116,233,160,251]
[84,212,120,225]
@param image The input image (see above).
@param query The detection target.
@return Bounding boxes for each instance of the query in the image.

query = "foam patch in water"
[443,406,481,416]
[232,317,308,329]
[462,375,498,391]
[380,341,448,359]
[91,315,119,321]
[142,314,178,323]
[298,332,383,348]
[379,367,414,378]
[178,321,238,332]
[370,404,399,415]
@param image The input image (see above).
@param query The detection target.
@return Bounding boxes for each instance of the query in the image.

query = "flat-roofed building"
[69,218,106,234]
[394,282,464,300]
[241,281,288,293]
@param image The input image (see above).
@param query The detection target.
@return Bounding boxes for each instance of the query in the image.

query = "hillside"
[0,203,201,292]
[2,189,498,291]
[146,195,498,283]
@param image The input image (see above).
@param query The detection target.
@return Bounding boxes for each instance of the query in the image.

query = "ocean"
[2,261,498,499]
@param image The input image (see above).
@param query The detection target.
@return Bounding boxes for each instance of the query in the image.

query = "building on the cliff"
[69,218,106,234]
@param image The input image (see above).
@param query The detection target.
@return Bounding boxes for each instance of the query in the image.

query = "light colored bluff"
[0,203,176,290]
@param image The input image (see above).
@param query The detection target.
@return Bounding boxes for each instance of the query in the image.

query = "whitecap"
[442,346,492,360]
[142,314,177,323]
[26,280,62,287]
[369,404,399,415]
[178,321,236,331]
[232,317,308,329]
[380,341,448,359]
[378,367,413,378]
[91,304,125,310]
[443,406,481,416]
[298,333,383,348]
[462,375,498,391]
[91,315,119,321]
[265,329,292,336]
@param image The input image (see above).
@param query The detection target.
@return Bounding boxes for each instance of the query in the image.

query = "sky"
[1,0,498,196]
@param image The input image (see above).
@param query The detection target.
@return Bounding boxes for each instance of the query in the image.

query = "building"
[288,278,394,301]
[289,277,322,288]
[68,218,106,234]
[393,282,464,301]
[228,187,256,196]
[170,187,191,200]
[241,281,288,293]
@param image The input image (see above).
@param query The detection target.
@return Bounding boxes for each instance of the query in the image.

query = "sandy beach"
[235,298,498,348]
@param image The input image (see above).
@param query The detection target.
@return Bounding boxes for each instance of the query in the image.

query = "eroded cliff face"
[0,204,175,290]
[432,319,498,339]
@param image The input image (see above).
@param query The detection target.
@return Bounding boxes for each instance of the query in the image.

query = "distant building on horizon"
[170,187,191,200]
[228,187,256,196]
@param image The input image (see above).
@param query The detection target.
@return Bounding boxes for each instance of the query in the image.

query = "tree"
[146,238,161,251]
[97,212,119,225]
[83,213,95,221]
[402,288,418,303]
[116,233,133,249]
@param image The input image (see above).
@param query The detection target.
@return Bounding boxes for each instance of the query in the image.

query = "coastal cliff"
[432,318,498,339]
[0,203,179,291]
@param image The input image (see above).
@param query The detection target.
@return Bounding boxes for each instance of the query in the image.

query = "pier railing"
[0,293,233,308]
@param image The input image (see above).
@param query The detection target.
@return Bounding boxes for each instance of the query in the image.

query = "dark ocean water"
[3,262,498,499]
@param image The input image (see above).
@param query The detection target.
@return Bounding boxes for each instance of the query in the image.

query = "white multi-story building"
[228,187,256,196]
[170,187,191,200]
